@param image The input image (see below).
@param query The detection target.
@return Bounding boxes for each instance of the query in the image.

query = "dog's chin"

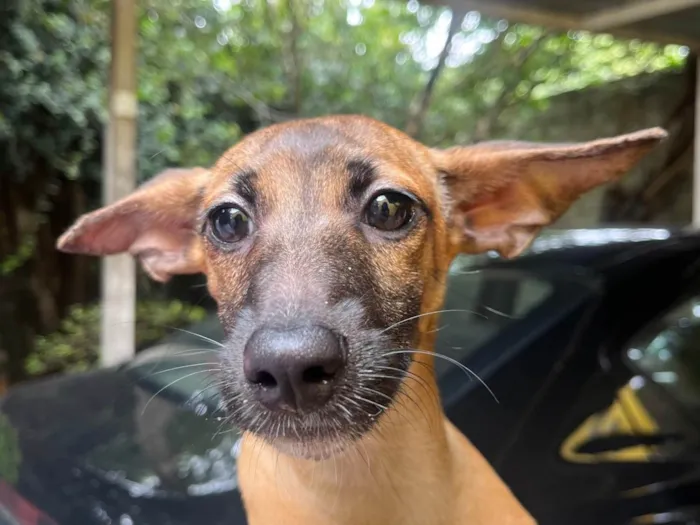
[267,435,354,460]
[228,394,390,461]
[236,409,376,461]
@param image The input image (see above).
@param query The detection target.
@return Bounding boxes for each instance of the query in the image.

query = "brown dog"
[57,115,665,525]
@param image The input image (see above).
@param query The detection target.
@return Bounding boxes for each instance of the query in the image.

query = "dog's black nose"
[243,325,345,412]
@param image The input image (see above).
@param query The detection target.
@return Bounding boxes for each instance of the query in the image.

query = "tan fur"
[57,115,666,525]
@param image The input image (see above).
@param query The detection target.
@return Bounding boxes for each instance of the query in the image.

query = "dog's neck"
[237,354,459,525]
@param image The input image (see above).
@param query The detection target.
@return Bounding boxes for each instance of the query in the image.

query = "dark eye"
[209,206,252,244]
[365,192,416,231]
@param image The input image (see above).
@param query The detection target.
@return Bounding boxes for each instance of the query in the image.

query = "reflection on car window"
[103,319,241,499]
[86,362,241,499]
[561,295,700,465]
[627,297,700,413]
[434,254,554,378]
[83,401,242,499]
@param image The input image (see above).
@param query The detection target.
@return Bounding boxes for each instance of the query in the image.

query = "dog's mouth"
[221,350,412,459]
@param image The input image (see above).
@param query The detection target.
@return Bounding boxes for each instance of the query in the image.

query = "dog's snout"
[243,325,345,412]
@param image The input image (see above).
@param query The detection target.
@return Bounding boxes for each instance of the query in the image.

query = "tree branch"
[405,6,467,139]
[284,0,304,115]
[472,33,547,141]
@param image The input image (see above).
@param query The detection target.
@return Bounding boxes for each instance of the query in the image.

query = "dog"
[57,115,665,524]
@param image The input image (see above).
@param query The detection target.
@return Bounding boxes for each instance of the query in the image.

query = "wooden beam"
[101,0,138,367]
[456,0,579,30]
[438,0,700,48]
[583,0,700,31]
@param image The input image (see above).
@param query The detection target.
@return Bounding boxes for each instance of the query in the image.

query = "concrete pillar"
[100,0,138,367]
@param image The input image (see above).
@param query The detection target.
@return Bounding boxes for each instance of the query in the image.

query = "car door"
[438,239,700,525]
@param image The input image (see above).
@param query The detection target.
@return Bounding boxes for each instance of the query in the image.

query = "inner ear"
[433,128,667,258]
[57,167,209,282]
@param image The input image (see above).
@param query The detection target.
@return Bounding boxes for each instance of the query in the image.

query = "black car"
[1,228,699,525]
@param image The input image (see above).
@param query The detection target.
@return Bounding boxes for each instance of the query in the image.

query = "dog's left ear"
[432,128,667,258]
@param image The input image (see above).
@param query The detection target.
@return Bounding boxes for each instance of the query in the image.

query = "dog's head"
[58,116,665,458]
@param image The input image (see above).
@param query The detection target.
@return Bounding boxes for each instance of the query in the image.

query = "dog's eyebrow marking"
[232,169,258,205]
[346,159,376,198]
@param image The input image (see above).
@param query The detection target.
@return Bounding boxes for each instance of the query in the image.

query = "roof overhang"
[426,0,700,48]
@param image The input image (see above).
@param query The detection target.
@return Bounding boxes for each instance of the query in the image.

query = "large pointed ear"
[57,167,209,282]
[432,128,667,258]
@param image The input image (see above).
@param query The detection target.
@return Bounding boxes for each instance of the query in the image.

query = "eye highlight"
[364,192,416,232]
[208,205,252,245]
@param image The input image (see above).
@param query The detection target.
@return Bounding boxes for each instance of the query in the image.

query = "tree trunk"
[405,6,467,139]
[0,169,97,384]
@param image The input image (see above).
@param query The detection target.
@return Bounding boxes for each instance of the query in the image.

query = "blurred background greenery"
[0,0,692,386]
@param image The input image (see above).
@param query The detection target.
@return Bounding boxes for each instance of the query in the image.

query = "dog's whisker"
[352,393,389,415]
[336,401,354,421]
[144,363,220,377]
[355,385,394,404]
[379,309,487,335]
[167,326,224,348]
[140,370,217,415]
[338,393,364,411]
[358,372,433,426]
[481,305,522,319]
[427,323,449,334]
[168,348,220,357]
[381,349,499,403]
[373,365,436,398]
[361,386,422,434]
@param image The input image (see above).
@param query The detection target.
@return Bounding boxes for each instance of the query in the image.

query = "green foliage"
[26,301,207,376]
[0,0,688,184]
[0,0,110,183]
[426,19,687,144]
[0,413,21,485]
[0,0,689,380]
[0,234,36,276]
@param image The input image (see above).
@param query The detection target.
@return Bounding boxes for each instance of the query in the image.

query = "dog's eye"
[209,206,252,244]
[365,192,415,231]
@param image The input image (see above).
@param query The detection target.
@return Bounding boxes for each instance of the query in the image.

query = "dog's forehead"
[206,116,434,201]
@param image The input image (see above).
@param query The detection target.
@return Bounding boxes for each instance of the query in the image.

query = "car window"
[82,400,241,498]
[626,296,700,414]
[434,253,555,378]
[100,321,241,499]
[561,293,700,465]
[86,354,241,499]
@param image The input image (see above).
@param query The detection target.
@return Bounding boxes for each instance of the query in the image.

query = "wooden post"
[101,0,138,367]
[694,55,700,227]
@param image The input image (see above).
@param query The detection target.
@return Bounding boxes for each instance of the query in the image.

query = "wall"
[509,70,690,228]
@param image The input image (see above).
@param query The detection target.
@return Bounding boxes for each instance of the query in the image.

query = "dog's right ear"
[57,167,209,282]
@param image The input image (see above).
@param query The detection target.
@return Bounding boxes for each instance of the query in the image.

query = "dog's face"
[58,115,665,458]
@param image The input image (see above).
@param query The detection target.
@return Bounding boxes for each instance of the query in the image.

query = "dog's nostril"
[302,365,335,385]
[254,370,277,389]
[243,325,346,411]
